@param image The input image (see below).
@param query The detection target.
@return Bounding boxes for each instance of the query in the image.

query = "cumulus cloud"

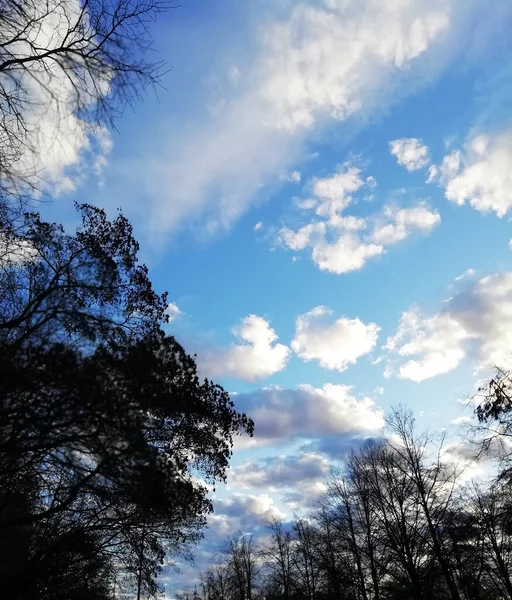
[279,164,440,274]
[310,166,366,219]
[213,494,286,531]
[370,204,441,245]
[230,453,330,490]
[198,315,290,382]
[307,234,384,274]
[389,138,430,171]
[165,302,182,323]
[385,271,512,381]
[235,383,384,447]
[292,306,380,371]
[431,131,512,217]
[114,0,499,239]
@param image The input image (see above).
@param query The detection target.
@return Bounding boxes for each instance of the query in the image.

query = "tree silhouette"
[0,0,173,194]
[185,398,512,600]
[0,205,254,597]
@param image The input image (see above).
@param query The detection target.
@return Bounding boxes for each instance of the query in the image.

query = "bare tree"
[470,483,512,599]
[0,0,173,196]
[387,406,462,600]
[185,396,512,600]
[202,560,232,600]
[225,533,259,600]
[260,520,295,600]
[292,518,320,600]
[360,440,435,600]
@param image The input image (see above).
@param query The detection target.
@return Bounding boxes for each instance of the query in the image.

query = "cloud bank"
[385,271,512,381]
[236,383,384,447]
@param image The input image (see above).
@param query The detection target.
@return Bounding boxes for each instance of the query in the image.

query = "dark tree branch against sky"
[0,0,174,200]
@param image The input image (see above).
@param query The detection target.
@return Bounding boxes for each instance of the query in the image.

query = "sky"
[27,0,512,594]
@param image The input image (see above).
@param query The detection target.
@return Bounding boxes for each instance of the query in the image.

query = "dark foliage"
[0,205,253,598]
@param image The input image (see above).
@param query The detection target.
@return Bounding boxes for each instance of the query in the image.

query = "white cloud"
[384,309,469,381]
[454,268,476,282]
[199,315,290,382]
[451,416,472,425]
[280,170,301,183]
[431,131,512,217]
[165,302,182,323]
[309,233,384,274]
[281,481,328,510]
[389,138,430,171]
[236,383,384,447]
[370,203,441,245]
[115,0,499,238]
[426,164,439,183]
[254,221,263,231]
[385,271,512,381]
[292,306,380,371]
[279,164,440,274]
[213,493,286,531]
[258,2,450,131]
[444,437,512,465]
[311,166,365,220]
[279,222,327,251]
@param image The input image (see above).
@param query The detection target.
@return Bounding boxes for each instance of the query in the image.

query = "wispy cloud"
[116,0,489,240]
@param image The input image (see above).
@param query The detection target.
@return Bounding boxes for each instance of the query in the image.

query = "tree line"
[183,382,512,600]
[0,1,253,598]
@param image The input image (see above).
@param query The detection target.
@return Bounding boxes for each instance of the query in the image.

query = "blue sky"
[32,0,512,593]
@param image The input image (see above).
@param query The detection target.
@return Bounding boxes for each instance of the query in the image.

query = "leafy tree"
[0,204,254,597]
[0,203,167,348]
